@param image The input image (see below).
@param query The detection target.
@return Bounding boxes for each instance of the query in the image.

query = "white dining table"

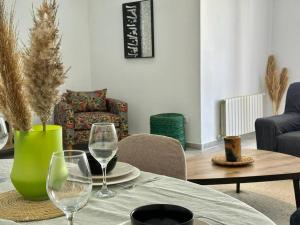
[0,159,275,225]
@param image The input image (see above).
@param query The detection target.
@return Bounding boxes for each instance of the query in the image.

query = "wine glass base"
[95,189,116,199]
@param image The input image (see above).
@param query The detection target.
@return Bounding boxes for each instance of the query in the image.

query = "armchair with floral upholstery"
[54,89,128,149]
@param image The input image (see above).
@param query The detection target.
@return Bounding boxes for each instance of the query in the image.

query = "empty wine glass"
[0,116,8,182]
[47,150,92,225]
[0,116,8,150]
[89,122,118,198]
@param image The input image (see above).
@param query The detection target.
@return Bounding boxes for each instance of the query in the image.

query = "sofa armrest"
[106,98,127,114]
[106,98,128,138]
[54,100,75,145]
[255,112,300,151]
[54,101,75,128]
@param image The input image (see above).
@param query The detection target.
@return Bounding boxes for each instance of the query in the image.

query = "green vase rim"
[14,125,62,133]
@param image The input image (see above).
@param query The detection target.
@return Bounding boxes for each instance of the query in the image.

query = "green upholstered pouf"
[150,113,186,150]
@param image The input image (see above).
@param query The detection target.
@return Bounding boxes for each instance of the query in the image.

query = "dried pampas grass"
[265,56,278,102]
[265,55,289,115]
[277,68,288,113]
[23,0,68,131]
[0,0,32,131]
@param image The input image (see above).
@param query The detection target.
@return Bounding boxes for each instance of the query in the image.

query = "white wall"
[88,0,201,144]
[11,0,92,91]
[201,0,273,145]
[9,0,92,124]
[271,0,300,113]
[9,0,288,145]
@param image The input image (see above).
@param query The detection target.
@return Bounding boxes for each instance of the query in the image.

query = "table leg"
[293,179,300,208]
[236,183,240,193]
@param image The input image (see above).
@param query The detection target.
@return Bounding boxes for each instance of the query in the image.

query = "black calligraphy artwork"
[122,0,154,58]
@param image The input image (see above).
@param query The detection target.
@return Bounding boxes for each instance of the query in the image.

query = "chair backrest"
[118,134,187,180]
[285,82,300,113]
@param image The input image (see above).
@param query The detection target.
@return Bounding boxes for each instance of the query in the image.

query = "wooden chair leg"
[66,144,72,150]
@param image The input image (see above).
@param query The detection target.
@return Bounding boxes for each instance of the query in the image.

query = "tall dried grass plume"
[265,55,289,115]
[0,0,32,131]
[277,68,288,112]
[23,0,68,131]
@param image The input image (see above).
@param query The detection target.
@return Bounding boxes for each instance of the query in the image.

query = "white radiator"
[220,93,264,136]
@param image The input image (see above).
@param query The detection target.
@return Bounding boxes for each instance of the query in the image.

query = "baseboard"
[197,132,257,151]
[185,139,223,151]
[185,141,221,151]
[200,140,223,151]
[186,141,222,150]
[186,142,201,150]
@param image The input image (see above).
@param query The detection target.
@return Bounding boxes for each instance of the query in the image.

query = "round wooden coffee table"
[187,149,300,208]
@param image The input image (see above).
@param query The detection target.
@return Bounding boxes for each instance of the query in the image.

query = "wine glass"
[0,116,8,182]
[47,150,92,225]
[88,122,118,198]
[0,116,8,150]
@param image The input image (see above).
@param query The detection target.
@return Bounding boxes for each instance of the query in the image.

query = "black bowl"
[131,204,194,225]
[85,151,118,175]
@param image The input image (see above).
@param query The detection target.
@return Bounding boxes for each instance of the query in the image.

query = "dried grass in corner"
[265,55,289,115]
[276,68,288,113]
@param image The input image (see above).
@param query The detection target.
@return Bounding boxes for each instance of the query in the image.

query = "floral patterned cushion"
[74,111,121,130]
[66,89,107,113]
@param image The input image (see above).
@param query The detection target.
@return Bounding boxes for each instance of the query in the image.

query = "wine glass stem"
[66,212,74,225]
[101,164,108,193]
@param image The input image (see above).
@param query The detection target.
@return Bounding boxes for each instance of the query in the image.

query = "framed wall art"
[122,0,154,58]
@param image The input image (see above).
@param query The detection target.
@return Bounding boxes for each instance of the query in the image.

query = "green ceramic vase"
[10,125,63,201]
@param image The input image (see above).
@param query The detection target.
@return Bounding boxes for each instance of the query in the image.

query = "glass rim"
[92,122,115,126]
[52,150,86,158]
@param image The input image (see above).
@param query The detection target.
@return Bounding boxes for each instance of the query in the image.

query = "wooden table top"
[187,149,300,184]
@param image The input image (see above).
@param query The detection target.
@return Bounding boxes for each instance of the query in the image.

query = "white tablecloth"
[0,159,275,225]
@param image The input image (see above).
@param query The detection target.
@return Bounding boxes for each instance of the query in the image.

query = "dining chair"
[118,134,187,180]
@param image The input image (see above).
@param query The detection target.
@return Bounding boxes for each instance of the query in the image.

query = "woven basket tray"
[212,155,254,167]
[0,190,64,222]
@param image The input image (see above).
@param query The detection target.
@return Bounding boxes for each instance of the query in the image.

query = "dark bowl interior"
[85,151,118,175]
[131,204,194,225]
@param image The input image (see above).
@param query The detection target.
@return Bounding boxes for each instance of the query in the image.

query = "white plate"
[92,162,135,179]
[92,166,140,186]
[119,219,210,225]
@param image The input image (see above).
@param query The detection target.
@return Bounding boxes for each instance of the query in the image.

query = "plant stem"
[42,122,46,132]
[272,101,278,115]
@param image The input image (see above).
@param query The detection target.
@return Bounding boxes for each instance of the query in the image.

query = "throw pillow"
[66,89,107,112]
